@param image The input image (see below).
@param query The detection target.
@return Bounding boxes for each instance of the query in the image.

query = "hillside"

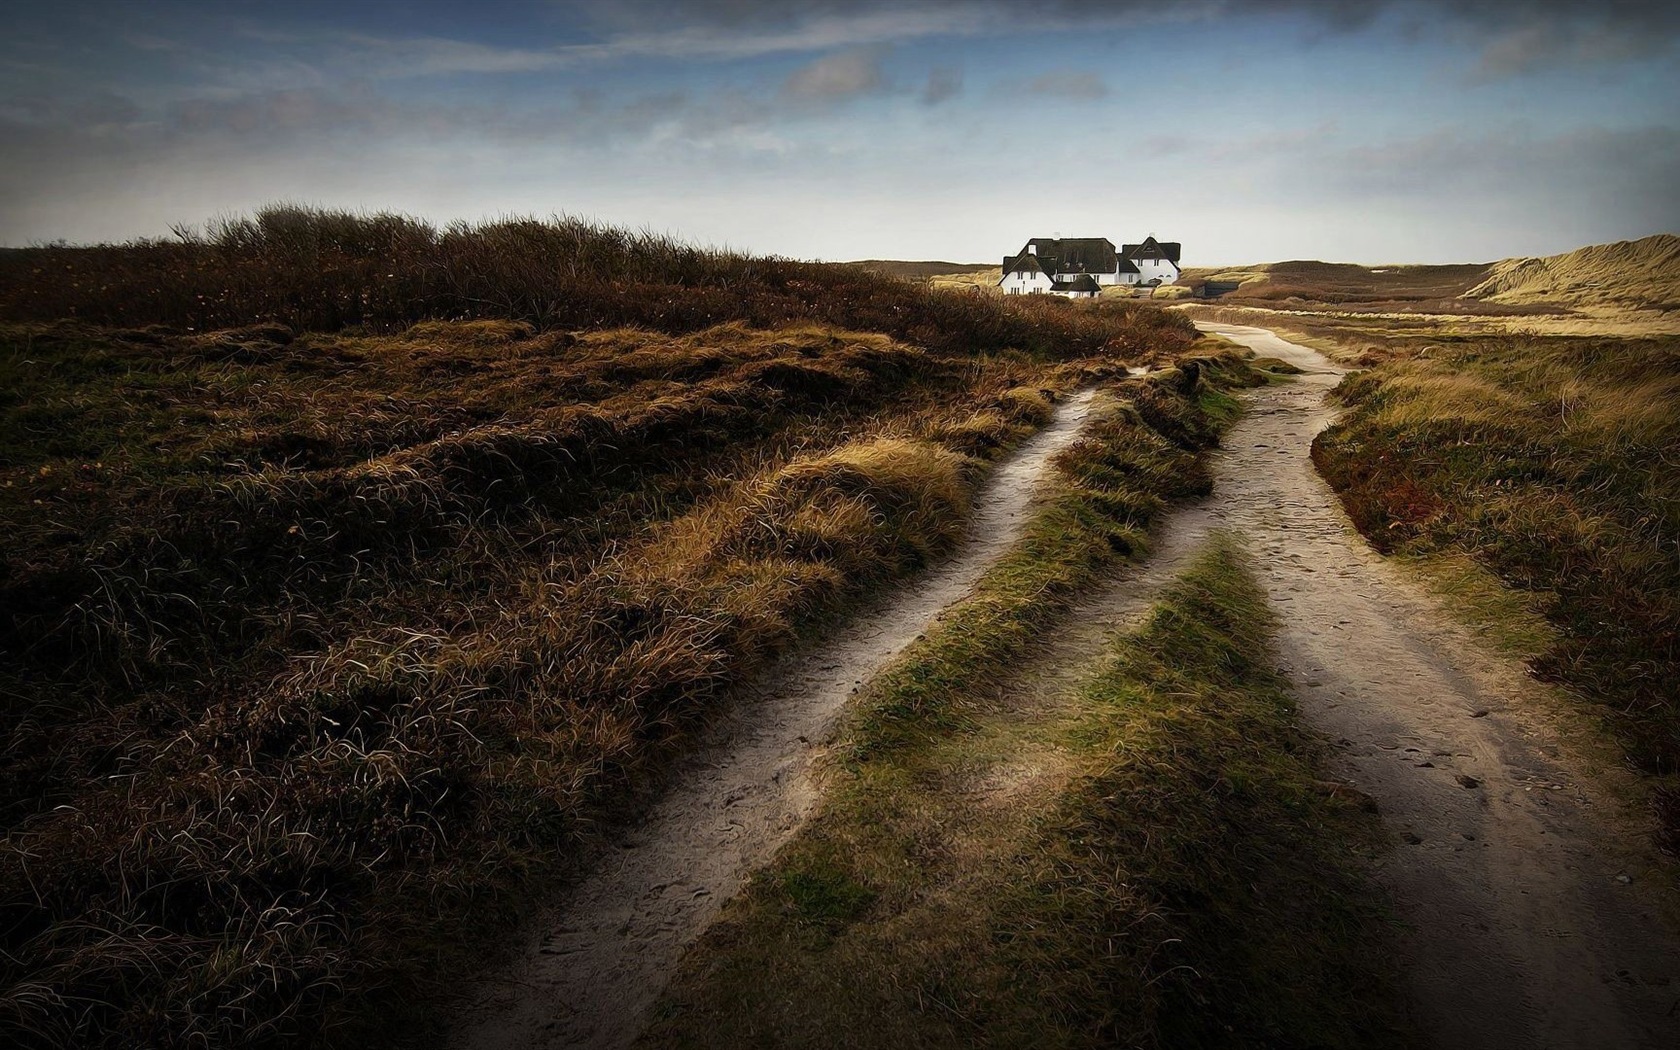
[1462,233,1680,308]
[0,206,1201,1048]
[1180,260,1493,307]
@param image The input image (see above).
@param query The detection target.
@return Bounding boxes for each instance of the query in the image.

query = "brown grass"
[0,210,1198,1047]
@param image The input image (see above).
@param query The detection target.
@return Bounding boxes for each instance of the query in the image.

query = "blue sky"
[2,0,1676,264]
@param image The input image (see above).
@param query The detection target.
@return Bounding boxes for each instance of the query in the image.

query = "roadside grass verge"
[643,395,1399,1047]
[1394,552,1558,660]
[1312,333,1680,851]
[0,213,1204,1048]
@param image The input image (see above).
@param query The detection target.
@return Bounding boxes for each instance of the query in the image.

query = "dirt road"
[452,391,1103,1050]
[1195,322,1680,1049]
[455,326,1679,1049]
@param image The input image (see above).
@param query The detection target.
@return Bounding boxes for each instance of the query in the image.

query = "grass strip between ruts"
[643,391,1399,1049]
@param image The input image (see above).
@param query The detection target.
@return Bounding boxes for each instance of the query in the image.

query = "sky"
[1,0,1676,264]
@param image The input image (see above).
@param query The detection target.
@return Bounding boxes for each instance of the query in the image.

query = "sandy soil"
[1196,322,1680,1049]
[451,390,1102,1050]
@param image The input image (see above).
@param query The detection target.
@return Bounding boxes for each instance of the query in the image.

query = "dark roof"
[1117,257,1139,274]
[1001,251,1045,276]
[1024,237,1118,276]
[1050,274,1101,293]
[1122,237,1182,264]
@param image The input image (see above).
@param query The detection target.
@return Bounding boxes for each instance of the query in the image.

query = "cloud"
[1237,0,1680,78]
[1466,10,1678,79]
[781,47,887,102]
[17,0,1675,110]
[2,0,1676,260]
[332,33,567,77]
[921,66,962,105]
[1024,71,1108,100]
[585,1,1680,78]
[1,88,140,129]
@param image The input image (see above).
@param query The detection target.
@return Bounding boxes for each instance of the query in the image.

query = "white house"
[1122,236,1182,285]
[999,235,1181,299]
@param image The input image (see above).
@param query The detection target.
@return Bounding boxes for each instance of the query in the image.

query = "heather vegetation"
[1313,334,1680,847]
[0,208,1200,1046]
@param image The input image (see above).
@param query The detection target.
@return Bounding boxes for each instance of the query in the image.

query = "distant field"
[861,262,1193,299]
[1179,259,1496,310]
[847,259,997,280]
[1178,234,1680,337]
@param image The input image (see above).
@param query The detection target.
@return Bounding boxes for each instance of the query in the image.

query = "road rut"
[1196,322,1680,1050]
[453,390,1102,1050]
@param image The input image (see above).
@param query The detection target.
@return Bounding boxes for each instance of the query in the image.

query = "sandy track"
[1196,322,1680,1049]
[456,328,1679,1049]
[452,390,1101,1050]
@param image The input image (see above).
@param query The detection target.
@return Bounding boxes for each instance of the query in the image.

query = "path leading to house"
[1192,322,1680,1050]
[455,325,1680,1050]
[452,390,1105,1050]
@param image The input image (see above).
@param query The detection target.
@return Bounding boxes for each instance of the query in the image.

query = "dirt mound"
[1463,234,1680,308]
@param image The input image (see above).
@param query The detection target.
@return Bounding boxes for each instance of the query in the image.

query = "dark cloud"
[586,0,1680,76]
[2,0,1674,254]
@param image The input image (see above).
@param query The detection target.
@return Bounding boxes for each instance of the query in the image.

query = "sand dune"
[1464,234,1680,308]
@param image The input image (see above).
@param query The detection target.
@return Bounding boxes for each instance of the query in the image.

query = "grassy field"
[0,208,1204,1047]
[645,526,1400,1049]
[1464,234,1680,309]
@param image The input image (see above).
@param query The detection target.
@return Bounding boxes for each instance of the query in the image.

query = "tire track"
[453,391,1101,1050]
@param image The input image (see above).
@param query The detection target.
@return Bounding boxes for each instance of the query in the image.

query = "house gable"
[1002,251,1045,276]
[1122,237,1183,265]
